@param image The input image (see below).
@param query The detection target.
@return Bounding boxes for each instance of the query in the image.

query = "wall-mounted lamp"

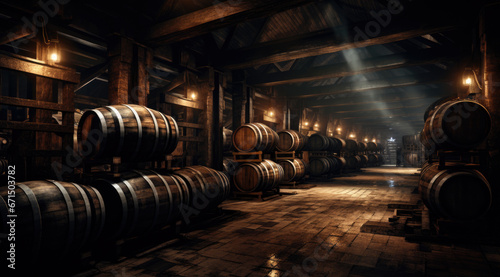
[304,122,309,126]
[189,90,197,100]
[462,67,473,86]
[48,39,61,64]
[349,134,355,138]
[337,128,342,132]
[314,123,319,128]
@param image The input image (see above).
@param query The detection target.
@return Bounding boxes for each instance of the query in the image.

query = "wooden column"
[34,42,54,150]
[212,71,224,170]
[108,36,132,105]
[232,70,247,129]
[108,35,151,106]
[480,4,500,152]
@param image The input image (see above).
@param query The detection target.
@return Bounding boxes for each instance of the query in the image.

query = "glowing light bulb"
[50,52,58,62]
[314,123,319,128]
[191,93,197,100]
[337,128,341,132]
[465,77,472,85]
[304,122,309,126]
[269,111,274,117]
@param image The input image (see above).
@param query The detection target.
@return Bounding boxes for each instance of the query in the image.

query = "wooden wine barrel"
[233,160,284,192]
[359,155,369,167]
[357,142,367,152]
[78,104,179,161]
[223,128,233,152]
[367,142,378,152]
[419,163,492,221]
[420,100,491,150]
[368,154,379,166]
[175,166,231,209]
[276,130,307,152]
[345,139,358,152]
[333,156,346,170]
[308,157,331,176]
[0,181,105,268]
[327,137,345,153]
[93,170,186,240]
[306,133,330,151]
[278,158,306,182]
[346,155,362,169]
[232,123,278,153]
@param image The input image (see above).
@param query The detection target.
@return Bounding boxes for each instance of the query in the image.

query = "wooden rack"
[233,151,264,163]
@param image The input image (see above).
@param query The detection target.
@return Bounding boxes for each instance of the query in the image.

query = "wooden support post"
[212,71,224,171]
[246,88,254,123]
[232,70,247,129]
[108,36,132,105]
[480,4,500,152]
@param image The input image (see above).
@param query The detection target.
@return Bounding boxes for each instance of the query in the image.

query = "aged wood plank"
[177,122,204,129]
[146,0,315,44]
[0,96,74,112]
[163,94,204,110]
[219,20,459,69]
[247,48,454,86]
[0,120,73,133]
[279,73,451,98]
[0,53,80,83]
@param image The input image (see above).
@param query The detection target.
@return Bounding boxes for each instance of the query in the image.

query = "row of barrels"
[419,162,492,222]
[232,123,383,154]
[223,153,384,183]
[308,154,384,176]
[0,166,229,270]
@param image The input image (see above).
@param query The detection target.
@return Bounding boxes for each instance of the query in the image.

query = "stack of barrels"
[276,130,308,183]
[231,123,284,192]
[418,99,493,221]
[306,133,346,176]
[0,105,231,271]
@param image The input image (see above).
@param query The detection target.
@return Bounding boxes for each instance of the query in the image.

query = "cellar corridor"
[81,167,500,277]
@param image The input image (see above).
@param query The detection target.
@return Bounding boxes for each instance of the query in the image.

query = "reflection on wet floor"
[86,167,500,277]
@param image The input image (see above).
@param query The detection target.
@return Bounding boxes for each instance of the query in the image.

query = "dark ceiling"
[0,0,479,139]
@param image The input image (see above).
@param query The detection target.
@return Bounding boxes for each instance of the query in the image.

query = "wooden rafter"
[145,0,316,45]
[218,18,460,69]
[248,48,453,86]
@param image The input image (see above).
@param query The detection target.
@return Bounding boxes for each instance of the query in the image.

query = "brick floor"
[75,167,500,277]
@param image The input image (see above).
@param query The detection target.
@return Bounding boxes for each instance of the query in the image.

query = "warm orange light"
[372,139,376,143]
[314,123,319,128]
[364,138,368,142]
[269,110,274,117]
[304,122,309,126]
[349,134,355,138]
[337,128,342,132]
[190,92,197,100]
[464,77,472,85]
[50,52,58,62]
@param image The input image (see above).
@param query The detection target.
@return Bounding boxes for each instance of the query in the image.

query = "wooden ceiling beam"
[145,0,316,45]
[218,16,460,69]
[247,48,453,86]
[307,95,436,109]
[279,73,451,99]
